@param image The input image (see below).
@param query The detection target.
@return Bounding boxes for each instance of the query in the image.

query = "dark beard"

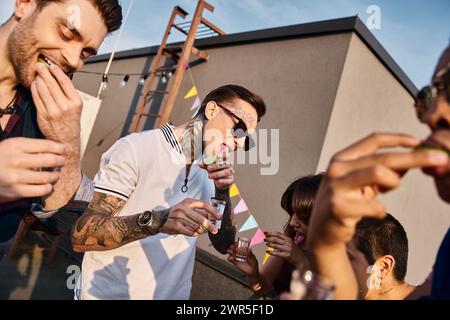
[7,13,39,89]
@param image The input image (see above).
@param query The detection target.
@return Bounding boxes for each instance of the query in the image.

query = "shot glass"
[215,149,231,165]
[210,198,226,229]
[235,237,251,262]
[290,268,336,300]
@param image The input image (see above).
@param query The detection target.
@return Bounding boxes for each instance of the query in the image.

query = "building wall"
[72,30,440,296]
[316,33,450,285]
[73,55,157,178]
[171,34,352,264]
[191,260,252,300]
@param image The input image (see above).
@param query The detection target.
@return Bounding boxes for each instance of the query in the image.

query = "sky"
[0,0,449,88]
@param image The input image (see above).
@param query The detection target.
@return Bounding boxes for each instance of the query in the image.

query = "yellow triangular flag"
[263,247,273,265]
[184,86,198,99]
[230,184,240,198]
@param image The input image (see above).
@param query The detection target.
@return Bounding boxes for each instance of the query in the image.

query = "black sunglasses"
[415,64,450,120]
[216,104,255,151]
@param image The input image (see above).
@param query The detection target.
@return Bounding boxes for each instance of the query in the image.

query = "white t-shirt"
[76,124,215,300]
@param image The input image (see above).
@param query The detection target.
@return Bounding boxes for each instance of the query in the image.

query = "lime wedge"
[202,155,217,166]
[415,146,450,156]
[38,57,50,69]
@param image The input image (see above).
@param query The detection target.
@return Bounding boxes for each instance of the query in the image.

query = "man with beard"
[0,0,122,257]
[306,45,450,299]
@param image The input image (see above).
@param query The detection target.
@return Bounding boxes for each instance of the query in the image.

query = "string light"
[101,74,109,92]
[120,74,130,88]
[78,69,176,89]
[139,75,147,85]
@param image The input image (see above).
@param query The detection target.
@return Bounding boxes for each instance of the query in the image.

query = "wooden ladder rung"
[172,24,189,35]
[140,113,161,118]
[146,90,169,95]
[162,48,181,61]
[200,17,225,36]
[156,67,176,73]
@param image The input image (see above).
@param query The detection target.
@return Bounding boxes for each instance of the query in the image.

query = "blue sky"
[1,0,449,88]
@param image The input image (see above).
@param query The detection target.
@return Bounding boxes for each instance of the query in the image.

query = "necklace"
[180,118,204,193]
[0,90,19,117]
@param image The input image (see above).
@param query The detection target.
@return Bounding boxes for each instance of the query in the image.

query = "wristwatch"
[137,210,159,235]
[137,208,170,236]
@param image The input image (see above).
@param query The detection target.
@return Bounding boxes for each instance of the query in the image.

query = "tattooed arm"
[71,192,149,252]
[72,192,221,252]
[208,187,236,255]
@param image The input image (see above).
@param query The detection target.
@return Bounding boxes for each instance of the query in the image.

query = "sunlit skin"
[202,99,258,156]
[0,0,109,207]
[346,241,415,300]
[306,47,450,300]
[173,98,258,190]
[226,212,311,297]
[422,47,450,203]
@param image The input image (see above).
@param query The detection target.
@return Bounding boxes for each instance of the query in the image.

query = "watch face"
[139,211,153,226]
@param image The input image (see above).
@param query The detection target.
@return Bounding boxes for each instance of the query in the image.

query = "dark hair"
[36,0,122,33]
[354,214,409,282]
[281,173,324,238]
[197,84,266,122]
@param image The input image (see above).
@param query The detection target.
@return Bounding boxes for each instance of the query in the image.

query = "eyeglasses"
[415,63,450,120]
[216,103,255,151]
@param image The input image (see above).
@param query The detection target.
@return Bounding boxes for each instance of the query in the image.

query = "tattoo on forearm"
[72,192,148,252]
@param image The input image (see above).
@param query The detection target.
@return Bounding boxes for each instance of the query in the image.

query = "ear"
[14,0,37,20]
[204,101,219,120]
[377,255,395,280]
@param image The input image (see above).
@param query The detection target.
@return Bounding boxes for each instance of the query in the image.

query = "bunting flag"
[233,199,248,215]
[263,247,273,265]
[190,96,201,111]
[239,215,258,233]
[250,228,265,247]
[230,184,240,198]
[184,86,198,99]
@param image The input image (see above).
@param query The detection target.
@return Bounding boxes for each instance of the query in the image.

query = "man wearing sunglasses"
[71,84,266,299]
[414,60,450,123]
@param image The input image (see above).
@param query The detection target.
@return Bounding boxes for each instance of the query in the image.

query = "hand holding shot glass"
[210,197,226,229]
[236,237,251,262]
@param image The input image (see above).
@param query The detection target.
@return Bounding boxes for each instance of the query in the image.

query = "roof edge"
[86,15,418,97]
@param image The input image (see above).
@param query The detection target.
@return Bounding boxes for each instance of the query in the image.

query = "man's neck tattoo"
[180,118,204,164]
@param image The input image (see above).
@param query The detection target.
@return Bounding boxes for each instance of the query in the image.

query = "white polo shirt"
[76,124,215,300]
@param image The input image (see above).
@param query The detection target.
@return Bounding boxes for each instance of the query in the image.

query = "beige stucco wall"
[171,34,353,263]
[316,33,450,285]
[72,30,442,296]
[75,33,353,264]
[74,55,157,178]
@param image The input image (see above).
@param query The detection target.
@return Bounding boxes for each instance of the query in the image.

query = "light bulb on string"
[101,74,109,92]
[167,72,173,78]
[139,75,147,86]
[161,72,167,84]
[120,74,130,88]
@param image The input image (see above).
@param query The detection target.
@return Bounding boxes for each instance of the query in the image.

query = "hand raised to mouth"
[31,60,82,147]
[30,59,84,210]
